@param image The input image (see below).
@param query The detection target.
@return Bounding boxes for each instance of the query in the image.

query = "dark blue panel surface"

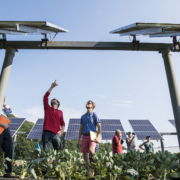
[27,119,44,139]
[129,120,152,126]
[135,131,163,140]
[132,126,156,132]
[101,119,121,125]
[169,120,176,127]
[36,119,44,124]
[9,118,26,137]
[101,125,124,132]
[65,131,82,140]
[69,119,81,125]
[67,125,80,132]
[101,131,126,140]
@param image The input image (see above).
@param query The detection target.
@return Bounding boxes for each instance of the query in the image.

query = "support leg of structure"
[63,132,66,149]
[12,134,17,159]
[0,47,16,114]
[162,48,180,147]
[160,138,164,152]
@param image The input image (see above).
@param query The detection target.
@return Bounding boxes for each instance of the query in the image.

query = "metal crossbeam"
[0,41,178,51]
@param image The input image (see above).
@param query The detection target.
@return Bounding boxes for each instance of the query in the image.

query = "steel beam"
[0,47,15,118]
[0,41,179,51]
[12,134,17,159]
[162,49,180,147]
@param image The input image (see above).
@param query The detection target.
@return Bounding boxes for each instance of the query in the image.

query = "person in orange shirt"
[112,129,123,155]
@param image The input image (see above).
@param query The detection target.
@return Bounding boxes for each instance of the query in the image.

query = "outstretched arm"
[44,80,58,110]
[48,80,58,93]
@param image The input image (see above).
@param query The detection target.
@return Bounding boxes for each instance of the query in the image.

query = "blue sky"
[0,0,180,149]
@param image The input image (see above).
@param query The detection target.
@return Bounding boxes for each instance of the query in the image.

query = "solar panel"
[110,22,180,38]
[9,118,26,137]
[67,125,80,132]
[65,119,127,140]
[169,120,176,127]
[0,21,69,36]
[69,119,81,125]
[135,132,163,140]
[129,120,163,140]
[101,119,121,125]
[102,131,126,140]
[65,131,83,140]
[26,119,44,139]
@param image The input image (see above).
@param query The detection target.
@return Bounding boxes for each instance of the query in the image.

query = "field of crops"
[1,148,180,180]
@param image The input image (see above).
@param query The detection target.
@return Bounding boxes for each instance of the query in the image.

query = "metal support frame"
[162,49,180,147]
[160,137,164,152]
[63,132,66,149]
[12,134,17,159]
[0,47,15,116]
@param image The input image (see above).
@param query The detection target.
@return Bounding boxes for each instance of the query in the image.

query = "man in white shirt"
[0,97,13,177]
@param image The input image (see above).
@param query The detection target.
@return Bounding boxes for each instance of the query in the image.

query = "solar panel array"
[65,118,127,140]
[169,120,176,127]
[9,118,26,137]
[101,119,126,140]
[26,119,44,139]
[65,119,81,140]
[129,120,163,140]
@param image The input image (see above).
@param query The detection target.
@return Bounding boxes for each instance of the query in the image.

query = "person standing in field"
[126,132,136,152]
[112,129,123,155]
[42,80,65,151]
[139,135,154,154]
[78,100,101,176]
[0,97,13,177]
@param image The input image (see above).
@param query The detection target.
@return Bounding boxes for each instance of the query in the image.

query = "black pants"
[0,128,12,173]
[42,130,61,151]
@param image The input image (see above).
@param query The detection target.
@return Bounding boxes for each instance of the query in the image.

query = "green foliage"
[0,148,180,179]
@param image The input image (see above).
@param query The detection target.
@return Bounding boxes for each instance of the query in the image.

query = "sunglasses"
[87,102,92,104]
[52,99,57,101]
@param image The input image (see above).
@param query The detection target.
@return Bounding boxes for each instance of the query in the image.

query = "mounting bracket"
[132,35,139,51]
[41,33,49,49]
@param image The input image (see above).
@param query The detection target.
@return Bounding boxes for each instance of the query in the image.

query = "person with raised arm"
[112,129,123,155]
[42,80,65,151]
[78,100,101,176]
[139,135,154,154]
[126,132,136,152]
[0,97,13,177]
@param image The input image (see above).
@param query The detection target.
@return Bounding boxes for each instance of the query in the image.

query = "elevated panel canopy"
[129,120,163,140]
[9,118,26,137]
[27,118,44,139]
[110,22,180,38]
[0,21,69,35]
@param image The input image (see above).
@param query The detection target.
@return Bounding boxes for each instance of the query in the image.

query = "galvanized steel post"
[0,47,15,117]
[162,48,180,147]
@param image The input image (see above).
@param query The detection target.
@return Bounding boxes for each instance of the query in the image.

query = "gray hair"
[115,129,121,135]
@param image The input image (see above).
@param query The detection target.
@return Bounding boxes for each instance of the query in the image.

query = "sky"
[0,0,180,149]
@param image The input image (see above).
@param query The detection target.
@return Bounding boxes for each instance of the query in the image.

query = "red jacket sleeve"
[43,91,50,110]
[60,111,65,127]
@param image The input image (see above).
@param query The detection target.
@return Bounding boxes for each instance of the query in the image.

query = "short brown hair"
[87,100,96,109]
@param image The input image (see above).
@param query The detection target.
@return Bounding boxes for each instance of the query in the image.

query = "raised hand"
[51,80,58,89]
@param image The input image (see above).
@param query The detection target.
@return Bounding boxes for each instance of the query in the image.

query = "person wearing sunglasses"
[139,135,154,154]
[42,80,65,151]
[78,100,101,176]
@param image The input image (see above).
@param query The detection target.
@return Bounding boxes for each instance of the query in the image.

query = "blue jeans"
[42,130,61,151]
